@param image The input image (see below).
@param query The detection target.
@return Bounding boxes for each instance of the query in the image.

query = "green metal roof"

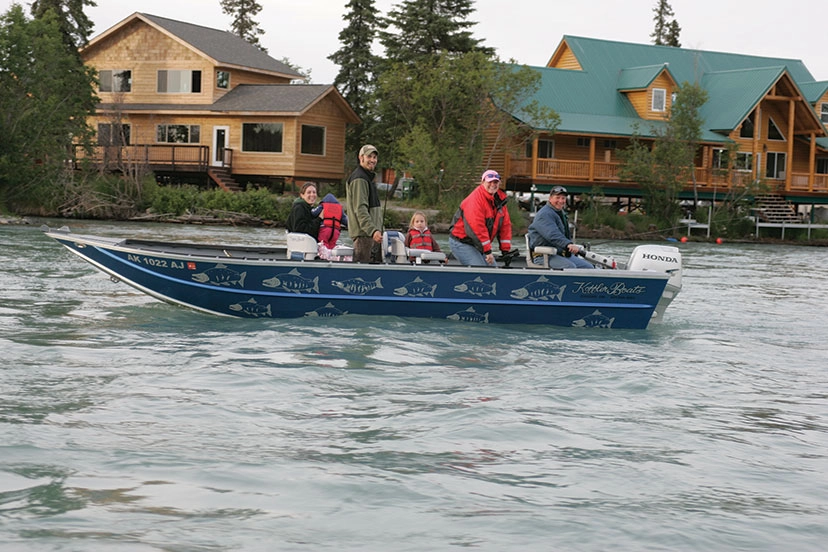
[506,35,823,144]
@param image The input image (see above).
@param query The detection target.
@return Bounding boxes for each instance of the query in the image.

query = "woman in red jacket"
[449,170,512,266]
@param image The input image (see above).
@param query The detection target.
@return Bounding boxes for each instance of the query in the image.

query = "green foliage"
[651,0,681,47]
[329,0,380,153]
[220,0,266,52]
[30,0,96,50]
[144,184,291,221]
[0,5,97,213]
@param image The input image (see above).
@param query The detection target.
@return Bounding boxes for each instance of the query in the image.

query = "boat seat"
[383,231,408,263]
[286,232,318,260]
[525,234,556,268]
[408,248,447,264]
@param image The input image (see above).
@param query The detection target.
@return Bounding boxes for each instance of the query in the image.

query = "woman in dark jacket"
[286,182,321,239]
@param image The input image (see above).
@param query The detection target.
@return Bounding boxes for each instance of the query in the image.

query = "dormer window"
[652,88,666,112]
[217,70,230,89]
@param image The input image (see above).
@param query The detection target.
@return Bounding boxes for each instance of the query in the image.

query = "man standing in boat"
[345,145,383,263]
[527,186,594,269]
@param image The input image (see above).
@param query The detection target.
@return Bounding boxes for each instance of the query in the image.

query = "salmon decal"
[305,302,348,317]
[262,268,319,293]
[394,277,437,297]
[447,307,489,323]
[191,263,247,287]
[331,277,383,295]
[510,276,566,301]
[571,310,615,328]
[454,277,496,297]
[229,298,272,317]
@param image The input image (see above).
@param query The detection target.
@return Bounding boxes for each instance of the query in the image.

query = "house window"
[652,88,666,112]
[156,124,201,144]
[740,111,755,139]
[301,124,325,155]
[525,139,554,158]
[735,152,753,171]
[242,123,283,152]
[99,70,131,93]
[576,137,590,147]
[603,139,617,149]
[822,104,828,124]
[767,117,785,141]
[217,70,230,89]
[97,123,130,145]
[712,148,729,169]
[157,70,202,93]
[765,152,786,179]
[817,158,828,174]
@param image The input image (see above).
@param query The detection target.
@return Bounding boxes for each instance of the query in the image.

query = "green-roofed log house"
[487,36,828,216]
[78,13,359,191]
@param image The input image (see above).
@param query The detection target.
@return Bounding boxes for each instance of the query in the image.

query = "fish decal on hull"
[571,309,615,328]
[331,277,383,295]
[394,276,437,297]
[229,298,272,317]
[191,263,247,287]
[262,268,319,293]
[305,302,348,318]
[447,306,489,323]
[454,277,496,297]
[511,276,566,301]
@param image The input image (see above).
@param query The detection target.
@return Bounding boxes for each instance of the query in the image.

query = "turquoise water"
[2,220,827,551]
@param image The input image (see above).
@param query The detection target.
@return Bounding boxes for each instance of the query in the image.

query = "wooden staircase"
[208,167,242,192]
[754,194,800,223]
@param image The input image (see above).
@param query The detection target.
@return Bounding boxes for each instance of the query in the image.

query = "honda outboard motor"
[626,245,682,323]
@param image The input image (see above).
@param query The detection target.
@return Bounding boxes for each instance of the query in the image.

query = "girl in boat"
[312,193,351,261]
[286,182,321,239]
[405,211,443,262]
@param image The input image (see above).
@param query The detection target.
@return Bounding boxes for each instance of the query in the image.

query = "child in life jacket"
[405,211,443,262]
[312,193,350,260]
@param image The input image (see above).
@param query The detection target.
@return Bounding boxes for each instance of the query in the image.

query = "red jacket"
[320,201,343,230]
[450,184,512,255]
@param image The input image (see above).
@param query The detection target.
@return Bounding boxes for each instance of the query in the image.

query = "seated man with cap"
[526,185,594,269]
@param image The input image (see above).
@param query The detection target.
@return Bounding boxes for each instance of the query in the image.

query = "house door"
[212,126,229,167]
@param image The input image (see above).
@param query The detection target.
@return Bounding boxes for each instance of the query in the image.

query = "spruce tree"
[380,0,493,64]
[328,0,380,154]
[650,0,681,47]
[220,0,266,52]
[30,0,96,52]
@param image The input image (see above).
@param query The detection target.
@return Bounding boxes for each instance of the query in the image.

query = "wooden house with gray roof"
[79,13,359,190]
[489,36,828,212]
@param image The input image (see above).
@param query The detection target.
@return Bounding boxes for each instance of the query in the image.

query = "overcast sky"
[4,0,827,84]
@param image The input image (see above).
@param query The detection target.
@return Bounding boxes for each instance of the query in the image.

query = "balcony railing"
[73,144,210,172]
[509,157,828,193]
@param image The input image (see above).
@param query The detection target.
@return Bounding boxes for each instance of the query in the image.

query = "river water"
[2,219,827,551]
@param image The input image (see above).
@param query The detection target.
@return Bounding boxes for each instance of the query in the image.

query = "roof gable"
[212,84,359,122]
[617,64,675,91]
[83,12,304,79]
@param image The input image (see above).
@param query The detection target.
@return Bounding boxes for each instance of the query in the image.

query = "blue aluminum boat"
[42,226,682,329]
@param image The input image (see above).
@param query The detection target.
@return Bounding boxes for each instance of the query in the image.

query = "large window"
[97,123,130,145]
[713,149,753,171]
[525,139,554,158]
[767,117,785,141]
[821,104,828,124]
[242,123,283,152]
[156,124,201,144]
[99,70,131,93]
[157,70,202,93]
[652,88,666,112]
[216,70,230,89]
[735,152,753,171]
[301,125,325,155]
[740,112,755,139]
[766,152,786,179]
[817,158,828,174]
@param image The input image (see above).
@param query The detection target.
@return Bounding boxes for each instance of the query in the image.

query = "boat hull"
[45,230,673,329]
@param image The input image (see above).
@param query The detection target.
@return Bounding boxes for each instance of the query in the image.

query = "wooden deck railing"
[511,157,828,193]
[73,144,210,172]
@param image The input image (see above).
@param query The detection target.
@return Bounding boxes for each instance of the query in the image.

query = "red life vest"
[407,228,436,251]
[321,202,343,230]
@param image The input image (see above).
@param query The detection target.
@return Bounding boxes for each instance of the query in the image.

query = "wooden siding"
[548,44,582,70]
[625,72,673,120]
[85,21,218,105]
[292,95,351,180]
